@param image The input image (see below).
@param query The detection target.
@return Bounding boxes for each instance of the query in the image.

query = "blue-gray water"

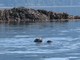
[0,21,80,60]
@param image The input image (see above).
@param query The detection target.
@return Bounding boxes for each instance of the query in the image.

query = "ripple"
[14,35,34,38]
[0,51,53,54]
[64,43,80,50]
[44,58,68,60]
[44,37,78,41]
[60,30,69,33]
[0,48,70,55]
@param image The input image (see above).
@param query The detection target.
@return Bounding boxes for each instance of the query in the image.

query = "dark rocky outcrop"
[0,7,80,24]
[74,16,80,19]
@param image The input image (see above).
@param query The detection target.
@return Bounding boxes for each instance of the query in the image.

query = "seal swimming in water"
[47,40,52,44]
[34,38,42,43]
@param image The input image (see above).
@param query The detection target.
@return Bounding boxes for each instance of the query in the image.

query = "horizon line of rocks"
[0,7,80,24]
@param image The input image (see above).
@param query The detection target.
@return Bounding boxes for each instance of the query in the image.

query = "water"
[0,21,80,60]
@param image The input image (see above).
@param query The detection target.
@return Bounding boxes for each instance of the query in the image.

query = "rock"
[74,16,80,19]
[0,7,80,23]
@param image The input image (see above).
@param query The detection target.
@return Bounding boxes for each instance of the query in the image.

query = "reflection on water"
[0,21,80,60]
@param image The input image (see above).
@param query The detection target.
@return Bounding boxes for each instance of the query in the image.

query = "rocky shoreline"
[0,7,80,24]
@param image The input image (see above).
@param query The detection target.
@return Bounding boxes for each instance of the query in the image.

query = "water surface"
[0,21,80,60]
